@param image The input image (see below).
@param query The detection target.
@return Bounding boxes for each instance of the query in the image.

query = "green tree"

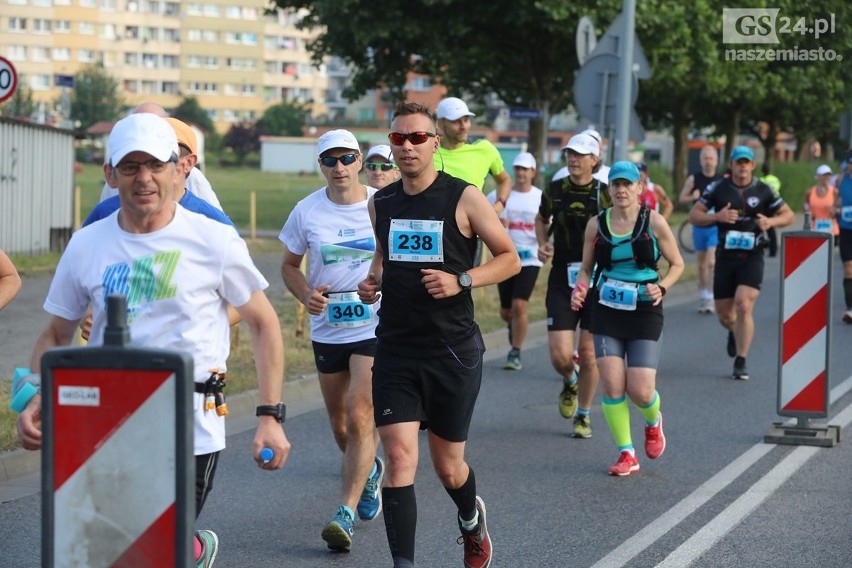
[257,100,308,136]
[222,122,260,166]
[0,83,36,119]
[271,0,622,180]
[172,96,215,134]
[70,64,124,130]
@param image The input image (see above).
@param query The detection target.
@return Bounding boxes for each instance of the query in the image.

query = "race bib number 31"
[389,219,444,262]
[326,291,373,328]
[598,278,639,311]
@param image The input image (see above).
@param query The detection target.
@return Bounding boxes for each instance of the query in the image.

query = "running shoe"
[843,310,852,324]
[608,451,640,476]
[458,496,492,568]
[195,529,219,568]
[322,506,355,551]
[732,361,749,381]
[644,413,666,459]
[726,330,736,358]
[558,379,579,419]
[503,349,522,371]
[699,297,715,314]
[572,414,592,438]
[357,457,384,521]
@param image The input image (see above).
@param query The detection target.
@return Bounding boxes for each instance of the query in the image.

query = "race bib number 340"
[388,219,444,262]
[326,291,373,328]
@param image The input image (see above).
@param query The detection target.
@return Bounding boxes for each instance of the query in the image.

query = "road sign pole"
[614,0,636,162]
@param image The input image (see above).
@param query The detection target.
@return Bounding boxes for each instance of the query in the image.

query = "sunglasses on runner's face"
[319,153,359,167]
[388,131,435,146]
[365,162,396,171]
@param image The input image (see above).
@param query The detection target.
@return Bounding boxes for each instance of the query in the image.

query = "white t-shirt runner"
[278,186,379,344]
[488,186,544,268]
[44,206,268,455]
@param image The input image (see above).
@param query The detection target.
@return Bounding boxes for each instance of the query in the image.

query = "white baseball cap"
[512,152,537,170]
[562,132,601,157]
[436,97,476,121]
[108,113,179,166]
[365,144,394,163]
[816,164,832,176]
[317,129,360,157]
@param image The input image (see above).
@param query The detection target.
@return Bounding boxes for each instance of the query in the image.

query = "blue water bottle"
[10,368,40,414]
[260,447,274,464]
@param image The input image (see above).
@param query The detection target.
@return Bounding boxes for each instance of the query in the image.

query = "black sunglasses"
[388,131,435,146]
[319,153,359,167]
[365,162,396,172]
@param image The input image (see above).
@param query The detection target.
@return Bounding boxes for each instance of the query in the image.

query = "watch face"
[459,273,473,288]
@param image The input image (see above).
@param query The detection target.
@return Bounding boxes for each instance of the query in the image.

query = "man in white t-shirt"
[279,129,383,553]
[99,102,223,211]
[16,113,289,568]
[487,151,544,371]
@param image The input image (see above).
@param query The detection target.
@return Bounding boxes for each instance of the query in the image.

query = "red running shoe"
[608,451,640,476]
[645,413,666,459]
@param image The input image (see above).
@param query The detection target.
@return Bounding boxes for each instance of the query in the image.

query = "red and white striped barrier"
[42,350,194,567]
[778,232,832,416]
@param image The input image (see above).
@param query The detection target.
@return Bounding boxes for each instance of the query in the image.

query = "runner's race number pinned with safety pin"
[388,219,444,262]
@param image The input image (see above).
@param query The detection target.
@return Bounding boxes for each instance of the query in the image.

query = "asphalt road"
[2,236,852,567]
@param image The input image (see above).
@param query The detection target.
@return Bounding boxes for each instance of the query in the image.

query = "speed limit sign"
[0,56,19,103]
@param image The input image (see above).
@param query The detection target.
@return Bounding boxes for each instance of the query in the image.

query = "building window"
[8,17,27,32]
[30,74,51,90]
[52,48,71,61]
[33,18,51,33]
[78,49,96,62]
[32,47,49,62]
[124,52,139,66]
[161,81,179,94]
[202,4,219,17]
[162,54,178,68]
[7,46,27,60]
[54,20,71,33]
[186,3,202,16]
[124,79,139,93]
[79,22,95,35]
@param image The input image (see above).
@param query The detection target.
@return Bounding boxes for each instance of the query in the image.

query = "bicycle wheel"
[677,220,695,254]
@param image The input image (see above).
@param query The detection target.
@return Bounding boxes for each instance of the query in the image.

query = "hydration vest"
[592,206,658,284]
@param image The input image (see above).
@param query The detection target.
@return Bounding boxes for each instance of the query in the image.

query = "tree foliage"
[172,96,215,134]
[69,64,124,130]
[0,83,36,119]
[271,0,852,184]
[223,122,260,165]
[271,0,624,172]
[257,100,309,136]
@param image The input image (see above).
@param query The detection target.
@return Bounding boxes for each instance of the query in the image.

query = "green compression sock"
[602,395,632,451]
[637,391,661,426]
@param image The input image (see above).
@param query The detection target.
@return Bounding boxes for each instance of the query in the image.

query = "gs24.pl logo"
[723,8,836,44]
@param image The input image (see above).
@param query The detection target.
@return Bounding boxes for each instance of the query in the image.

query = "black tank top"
[374,172,477,351]
[692,171,722,200]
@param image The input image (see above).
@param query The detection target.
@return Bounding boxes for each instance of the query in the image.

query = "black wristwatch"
[458,272,473,292]
[256,402,286,423]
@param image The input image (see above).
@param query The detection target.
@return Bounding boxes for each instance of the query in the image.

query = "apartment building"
[0,0,330,133]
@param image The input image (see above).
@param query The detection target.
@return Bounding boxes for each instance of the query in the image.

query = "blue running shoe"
[357,457,384,521]
[322,506,355,551]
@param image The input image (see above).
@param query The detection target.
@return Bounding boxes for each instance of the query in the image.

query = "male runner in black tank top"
[679,144,723,313]
[358,102,519,568]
